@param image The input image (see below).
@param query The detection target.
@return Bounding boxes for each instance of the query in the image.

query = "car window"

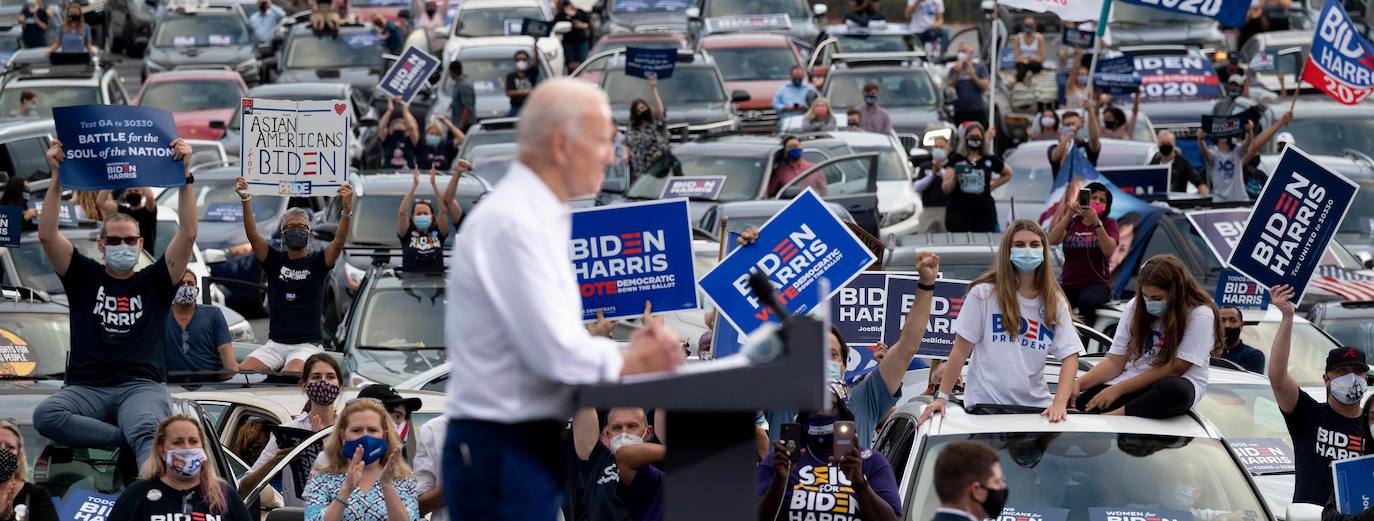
[1246,322,1341,388]
[1141,224,1182,272]
[604,68,726,104]
[139,80,245,112]
[0,85,100,118]
[0,312,69,378]
[709,47,796,82]
[1281,118,1374,160]
[152,14,251,47]
[1196,383,1294,462]
[1174,215,1224,275]
[441,58,519,96]
[873,415,915,483]
[786,155,874,197]
[848,145,910,181]
[286,32,385,69]
[705,0,807,18]
[824,71,936,109]
[456,7,546,37]
[611,0,688,13]
[3,137,52,180]
[357,287,446,348]
[625,155,765,201]
[421,374,447,392]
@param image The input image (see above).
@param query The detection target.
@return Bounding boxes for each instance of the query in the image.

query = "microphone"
[748,270,788,321]
[741,271,787,364]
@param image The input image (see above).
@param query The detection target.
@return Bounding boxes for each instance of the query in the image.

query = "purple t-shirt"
[625,464,663,521]
[1060,217,1118,288]
[755,448,902,519]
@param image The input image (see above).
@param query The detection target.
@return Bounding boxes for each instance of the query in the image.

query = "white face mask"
[515,60,529,71]
[609,433,644,453]
[1329,373,1367,405]
[956,52,969,62]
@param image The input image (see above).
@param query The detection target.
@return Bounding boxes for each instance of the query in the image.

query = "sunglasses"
[102,236,141,246]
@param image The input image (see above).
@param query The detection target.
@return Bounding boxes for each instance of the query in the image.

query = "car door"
[245,427,332,515]
[773,152,881,236]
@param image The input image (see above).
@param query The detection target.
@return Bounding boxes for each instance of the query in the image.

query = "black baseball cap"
[358,384,423,414]
[1325,346,1369,373]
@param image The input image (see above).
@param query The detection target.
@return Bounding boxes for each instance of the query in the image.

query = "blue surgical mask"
[786,148,802,161]
[864,95,878,105]
[413,214,433,229]
[341,435,388,464]
[1144,298,1167,317]
[283,227,310,250]
[827,360,843,382]
[1009,247,1043,272]
[105,244,139,272]
[931,148,947,160]
[424,134,442,147]
[791,78,803,87]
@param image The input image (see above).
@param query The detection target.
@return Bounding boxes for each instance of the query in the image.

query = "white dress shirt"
[445,161,624,422]
[413,416,448,521]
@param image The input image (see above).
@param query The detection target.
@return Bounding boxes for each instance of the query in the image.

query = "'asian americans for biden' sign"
[699,188,876,335]
[241,98,350,197]
[570,199,697,321]
[53,105,186,190]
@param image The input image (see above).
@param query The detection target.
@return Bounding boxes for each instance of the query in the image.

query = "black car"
[337,267,446,387]
[592,0,690,35]
[819,59,944,136]
[598,52,746,140]
[219,82,382,167]
[692,0,823,46]
[268,22,386,93]
[139,4,268,84]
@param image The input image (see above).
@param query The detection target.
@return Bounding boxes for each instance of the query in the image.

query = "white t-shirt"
[954,283,1085,408]
[1205,143,1248,202]
[908,0,943,33]
[413,417,449,521]
[1106,299,1214,404]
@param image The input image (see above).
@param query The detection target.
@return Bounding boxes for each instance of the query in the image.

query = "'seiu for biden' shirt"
[262,248,329,344]
[62,252,174,385]
[1105,299,1213,404]
[754,448,901,521]
[954,283,1084,408]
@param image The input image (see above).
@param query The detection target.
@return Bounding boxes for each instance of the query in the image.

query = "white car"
[823,130,925,239]
[1194,368,1300,521]
[443,0,568,74]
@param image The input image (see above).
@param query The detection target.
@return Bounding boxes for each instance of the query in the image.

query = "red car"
[698,32,804,133]
[135,70,248,141]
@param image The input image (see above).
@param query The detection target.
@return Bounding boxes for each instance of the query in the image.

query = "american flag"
[1310,266,1374,301]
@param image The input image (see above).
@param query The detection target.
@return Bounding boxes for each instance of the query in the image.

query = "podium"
[577,315,828,521]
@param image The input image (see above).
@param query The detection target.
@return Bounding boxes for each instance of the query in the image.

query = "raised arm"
[323,183,353,268]
[1126,91,1141,134]
[572,408,600,461]
[1246,110,1293,161]
[95,189,118,218]
[1268,284,1301,413]
[398,169,419,238]
[379,97,396,139]
[38,140,73,275]
[649,75,666,120]
[1197,129,1212,163]
[234,177,270,262]
[878,252,939,395]
[429,167,449,237]
[1085,98,1102,152]
[164,139,197,285]
[401,102,420,145]
[442,160,470,226]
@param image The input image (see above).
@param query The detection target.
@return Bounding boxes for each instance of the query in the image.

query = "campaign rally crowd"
[2,0,1374,520]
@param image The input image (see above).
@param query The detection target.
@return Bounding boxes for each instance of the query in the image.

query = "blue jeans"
[33,380,172,465]
[562,40,589,70]
[443,419,564,521]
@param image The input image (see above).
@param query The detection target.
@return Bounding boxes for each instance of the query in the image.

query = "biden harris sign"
[570,199,698,321]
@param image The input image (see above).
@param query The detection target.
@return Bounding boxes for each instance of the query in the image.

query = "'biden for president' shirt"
[954,283,1084,408]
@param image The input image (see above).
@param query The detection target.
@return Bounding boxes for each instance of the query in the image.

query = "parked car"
[698,32,804,133]
[268,22,386,92]
[690,0,823,47]
[592,0,690,35]
[432,38,559,123]
[135,69,248,141]
[336,267,446,387]
[598,51,746,139]
[1107,1,1226,51]
[140,3,265,85]
[819,57,944,137]
[1117,45,1223,170]
[0,49,129,119]
[443,0,566,75]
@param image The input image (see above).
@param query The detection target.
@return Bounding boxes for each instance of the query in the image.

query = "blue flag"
[1303,0,1374,104]
[1098,166,1170,196]
[570,199,698,320]
[1048,145,1156,220]
[54,105,185,190]
[1228,146,1360,301]
[379,47,440,103]
[1116,0,1249,28]
[625,47,677,79]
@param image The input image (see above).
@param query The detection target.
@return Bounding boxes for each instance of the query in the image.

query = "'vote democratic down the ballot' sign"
[240,98,350,197]
[570,199,697,321]
[699,188,876,336]
[53,105,186,190]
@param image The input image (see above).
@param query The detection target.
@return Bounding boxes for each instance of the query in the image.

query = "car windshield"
[138,80,244,112]
[709,47,796,81]
[1280,119,1374,161]
[458,129,515,156]
[11,239,153,294]
[1112,2,1208,24]
[155,179,282,220]
[1246,322,1342,387]
[456,7,545,37]
[612,0,688,13]
[824,71,936,109]
[357,286,446,349]
[705,0,807,18]
[849,145,910,181]
[153,15,251,47]
[286,32,384,69]
[442,58,519,96]
[605,68,726,104]
[467,143,518,184]
[348,195,411,246]
[835,34,916,53]
[0,313,69,379]
[0,85,99,119]
[907,433,1267,521]
[1315,318,1374,356]
[1195,383,1295,474]
[626,154,765,200]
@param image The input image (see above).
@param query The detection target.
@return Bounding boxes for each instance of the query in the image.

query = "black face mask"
[258,2,268,11]
[125,192,143,207]
[979,483,1010,518]
[0,450,16,483]
[1158,143,1174,157]
[1224,327,1242,346]
[425,6,435,15]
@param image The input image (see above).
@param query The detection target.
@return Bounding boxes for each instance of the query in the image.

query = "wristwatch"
[341,210,353,218]
[184,174,195,184]
[917,281,937,292]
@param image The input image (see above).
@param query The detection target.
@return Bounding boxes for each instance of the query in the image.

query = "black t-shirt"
[120,205,158,255]
[261,248,330,344]
[383,133,416,169]
[944,152,1001,233]
[554,9,591,44]
[1284,392,1366,505]
[578,443,632,521]
[61,252,173,385]
[109,478,252,521]
[399,224,446,272]
[1153,153,1205,193]
[19,6,48,48]
[10,482,56,521]
[1047,140,1100,179]
[506,71,539,111]
[417,138,457,171]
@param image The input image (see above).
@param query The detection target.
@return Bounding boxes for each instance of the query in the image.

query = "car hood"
[1138,100,1218,125]
[351,347,446,387]
[473,92,512,120]
[279,67,381,91]
[172,108,235,140]
[148,45,254,66]
[725,79,785,110]
[608,11,689,32]
[1108,24,1225,48]
[888,107,943,134]
[612,103,732,126]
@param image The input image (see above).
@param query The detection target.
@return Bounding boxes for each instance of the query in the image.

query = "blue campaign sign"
[660,176,727,200]
[1229,438,1295,475]
[1333,453,1374,513]
[53,105,185,190]
[30,200,78,227]
[1098,166,1170,196]
[1088,508,1193,521]
[570,198,698,320]
[1062,27,1095,48]
[203,202,244,222]
[710,235,745,358]
[1202,114,1246,139]
[1228,146,1361,301]
[1116,0,1248,27]
[999,506,1070,521]
[1184,208,1253,263]
[698,188,876,336]
[379,46,441,103]
[1093,55,1141,94]
[1215,269,1271,310]
[625,47,677,79]
[880,276,968,359]
[0,206,19,247]
[1134,53,1223,101]
[829,272,892,346]
[56,487,116,521]
[1303,0,1374,104]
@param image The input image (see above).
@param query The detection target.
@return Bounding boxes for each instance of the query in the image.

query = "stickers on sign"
[0,328,37,378]
[172,36,196,47]
[207,34,231,45]
[473,80,500,93]
[202,202,243,222]
[998,506,1070,521]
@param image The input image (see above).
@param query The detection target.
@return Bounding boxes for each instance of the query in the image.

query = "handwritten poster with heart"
[240,97,351,197]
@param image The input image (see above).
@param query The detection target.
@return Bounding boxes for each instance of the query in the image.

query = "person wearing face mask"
[380,96,420,169]
[396,168,450,273]
[1151,130,1208,193]
[357,385,421,462]
[96,187,158,255]
[1213,307,1265,372]
[1010,17,1044,89]
[846,107,863,131]
[164,272,236,373]
[47,2,92,55]
[913,135,950,222]
[919,220,1084,425]
[857,82,893,134]
[766,135,821,197]
[571,407,664,521]
[928,442,1008,521]
[109,415,251,521]
[1100,93,1140,140]
[234,178,354,373]
[942,122,1011,233]
[248,0,285,42]
[1048,182,1117,327]
[758,394,902,521]
[505,49,541,116]
[946,43,989,126]
[772,66,820,121]
[1047,101,1102,178]
[625,75,675,182]
[34,138,197,467]
[7,91,37,118]
[416,116,464,171]
[1075,255,1220,418]
[1062,49,1092,110]
[17,0,47,49]
[0,420,56,521]
[303,399,418,521]
[801,97,837,132]
[1197,118,1256,203]
[412,0,443,41]
[1269,283,1370,506]
[1031,109,1058,141]
[553,0,590,71]
[239,354,343,506]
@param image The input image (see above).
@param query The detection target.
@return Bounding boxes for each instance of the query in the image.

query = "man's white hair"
[516,78,611,154]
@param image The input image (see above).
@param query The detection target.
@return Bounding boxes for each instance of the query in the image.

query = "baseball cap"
[1325,346,1369,373]
[357,384,423,413]
[1276,132,1295,146]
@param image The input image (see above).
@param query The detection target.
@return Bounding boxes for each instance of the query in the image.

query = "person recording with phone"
[1048,182,1118,328]
[757,393,901,521]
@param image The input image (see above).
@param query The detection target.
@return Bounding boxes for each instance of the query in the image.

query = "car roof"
[354,173,487,195]
[1252,30,1312,48]
[699,32,794,48]
[176,387,447,423]
[824,22,913,35]
[805,130,893,148]
[247,81,350,97]
[143,69,244,82]
[900,396,1215,438]
[718,200,851,220]
[367,269,447,290]
[1206,367,1273,386]
[455,39,536,56]
[459,0,543,10]
[0,118,53,139]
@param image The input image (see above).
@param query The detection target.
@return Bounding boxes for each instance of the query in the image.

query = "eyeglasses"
[102,236,141,246]
[282,224,310,232]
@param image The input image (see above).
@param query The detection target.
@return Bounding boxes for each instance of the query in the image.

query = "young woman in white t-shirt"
[919,219,1084,424]
[1075,255,1221,417]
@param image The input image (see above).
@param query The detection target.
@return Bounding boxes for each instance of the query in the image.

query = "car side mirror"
[780,185,802,199]
[812,3,827,16]
[730,90,751,103]
[314,223,338,242]
[553,21,572,34]
[209,120,226,130]
[686,6,700,19]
